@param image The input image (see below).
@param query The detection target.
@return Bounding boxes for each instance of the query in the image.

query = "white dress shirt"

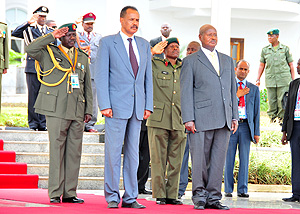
[120,31,140,66]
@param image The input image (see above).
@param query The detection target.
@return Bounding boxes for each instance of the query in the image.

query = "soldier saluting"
[25,23,93,204]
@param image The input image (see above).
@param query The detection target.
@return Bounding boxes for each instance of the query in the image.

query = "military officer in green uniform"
[147,37,186,205]
[25,23,93,203]
[0,22,9,114]
[256,29,294,122]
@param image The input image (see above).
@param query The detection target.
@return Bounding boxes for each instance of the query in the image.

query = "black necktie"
[127,38,138,78]
[41,27,45,35]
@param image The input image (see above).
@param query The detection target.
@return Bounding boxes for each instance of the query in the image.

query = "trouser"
[46,116,84,199]
[26,73,46,129]
[290,121,300,199]
[189,126,230,205]
[137,119,150,191]
[148,127,186,199]
[224,122,251,194]
[267,86,289,120]
[179,135,190,196]
[85,79,98,130]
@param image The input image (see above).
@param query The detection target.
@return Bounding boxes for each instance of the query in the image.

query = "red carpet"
[0,189,299,214]
[0,139,38,188]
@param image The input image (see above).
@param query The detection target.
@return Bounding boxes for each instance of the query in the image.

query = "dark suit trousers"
[290,121,300,199]
[26,73,46,129]
[137,119,150,190]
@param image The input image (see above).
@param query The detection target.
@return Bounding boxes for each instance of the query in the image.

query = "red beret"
[83,13,96,23]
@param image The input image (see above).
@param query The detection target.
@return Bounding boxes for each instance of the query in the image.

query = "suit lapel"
[197,49,217,76]
[114,32,135,78]
[246,81,250,111]
[216,51,223,76]
[135,36,144,79]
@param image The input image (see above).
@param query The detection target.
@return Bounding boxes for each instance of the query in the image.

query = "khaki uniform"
[0,22,9,114]
[147,57,185,199]
[25,33,93,199]
[260,42,293,119]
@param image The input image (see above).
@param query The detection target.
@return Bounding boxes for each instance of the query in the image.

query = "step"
[4,141,105,154]
[16,152,109,165]
[0,139,3,150]
[0,130,105,143]
[0,174,39,188]
[0,162,27,174]
[0,151,16,162]
[27,164,108,177]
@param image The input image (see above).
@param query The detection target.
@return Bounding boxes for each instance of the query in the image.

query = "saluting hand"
[52,27,69,39]
[151,41,168,55]
[28,14,39,24]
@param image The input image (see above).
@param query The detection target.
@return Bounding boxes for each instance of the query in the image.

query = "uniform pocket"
[149,101,165,122]
[76,95,86,118]
[35,88,58,112]
[157,73,171,88]
[195,100,212,109]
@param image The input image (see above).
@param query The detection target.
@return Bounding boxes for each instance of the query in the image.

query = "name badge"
[238,106,246,119]
[71,74,80,89]
[294,109,300,121]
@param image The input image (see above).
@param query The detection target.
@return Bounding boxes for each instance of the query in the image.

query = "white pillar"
[211,0,231,55]
[0,0,6,22]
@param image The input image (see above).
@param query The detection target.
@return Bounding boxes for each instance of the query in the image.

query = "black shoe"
[138,188,152,195]
[178,194,182,199]
[156,198,166,205]
[107,201,119,208]
[50,197,61,203]
[38,127,47,131]
[194,201,205,210]
[121,201,146,208]
[225,193,232,197]
[166,198,183,205]
[238,193,249,198]
[62,197,84,203]
[30,128,37,131]
[206,201,230,210]
[282,196,299,202]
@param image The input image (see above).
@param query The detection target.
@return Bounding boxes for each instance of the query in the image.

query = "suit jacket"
[77,31,102,79]
[0,22,9,72]
[95,32,153,120]
[180,48,238,131]
[25,33,93,120]
[150,36,164,59]
[242,81,260,141]
[282,78,300,140]
[12,22,54,73]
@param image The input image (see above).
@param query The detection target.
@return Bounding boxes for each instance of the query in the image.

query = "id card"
[238,106,246,119]
[294,109,300,121]
[71,74,80,89]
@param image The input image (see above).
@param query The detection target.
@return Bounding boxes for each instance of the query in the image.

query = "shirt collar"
[60,45,74,53]
[202,47,217,57]
[120,30,135,42]
[236,77,247,86]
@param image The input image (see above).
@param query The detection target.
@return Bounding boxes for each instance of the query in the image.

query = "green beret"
[166,37,179,47]
[267,29,279,35]
[59,23,77,32]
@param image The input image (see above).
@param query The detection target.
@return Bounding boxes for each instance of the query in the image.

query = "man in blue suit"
[12,6,54,131]
[224,60,260,198]
[95,6,153,209]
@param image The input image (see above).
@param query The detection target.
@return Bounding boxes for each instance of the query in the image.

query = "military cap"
[83,12,96,23]
[166,37,179,47]
[33,6,49,16]
[267,29,279,35]
[59,23,77,32]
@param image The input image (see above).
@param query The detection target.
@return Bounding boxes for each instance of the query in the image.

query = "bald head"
[198,24,218,51]
[161,23,172,38]
[199,24,217,35]
[186,41,200,56]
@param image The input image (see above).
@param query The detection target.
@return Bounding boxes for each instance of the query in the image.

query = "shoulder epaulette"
[153,56,165,62]
[77,48,89,57]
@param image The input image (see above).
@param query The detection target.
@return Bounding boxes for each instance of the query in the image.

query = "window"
[230,38,244,66]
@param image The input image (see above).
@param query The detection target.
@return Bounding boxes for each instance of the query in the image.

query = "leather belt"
[239,118,248,123]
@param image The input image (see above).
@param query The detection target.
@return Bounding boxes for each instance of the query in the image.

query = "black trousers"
[137,119,150,190]
[290,121,300,198]
[26,73,46,129]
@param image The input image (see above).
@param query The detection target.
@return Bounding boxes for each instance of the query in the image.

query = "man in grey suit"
[77,12,102,132]
[150,23,172,58]
[180,24,238,210]
[95,6,153,209]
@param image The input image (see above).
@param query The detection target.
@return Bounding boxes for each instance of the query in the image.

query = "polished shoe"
[50,197,61,203]
[87,129,98,133]
[238,193,249,198]
[138,188,152,195]
[205,201,230,210]
[107,201,119,208]
[38,127,47,131]
[62,197,84,203]
[225,193,232,197]
[194,201,205,210]
[121,201,146,208]
[282,196,299,202]
[166,198,183,205]
[156,198,166,205]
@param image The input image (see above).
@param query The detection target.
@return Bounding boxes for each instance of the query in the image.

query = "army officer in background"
[0,22,9,114]
[25,23,93,203]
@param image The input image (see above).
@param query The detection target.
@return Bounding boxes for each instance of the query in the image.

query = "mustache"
[131,25,138,29]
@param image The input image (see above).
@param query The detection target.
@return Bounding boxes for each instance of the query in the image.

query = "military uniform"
[146,56,186,199]
[25,32,93,199]
[0,22,9,114]
[260,42,293,120]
